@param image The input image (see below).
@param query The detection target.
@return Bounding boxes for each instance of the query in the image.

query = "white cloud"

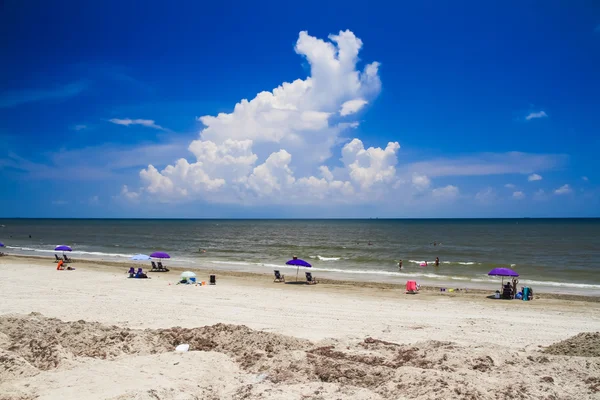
[528,173,542,181]
[554,184,572,195]
[121,31,565,209]
[525,111,548,120]
[51,200,68,205]
[73,124,88,131]
[504,183,515,189]
[109,118,166,131]
[134,30,384,205]
[432,185,459,199]
[340,99,368,116]
[341,139,400,190]
[120,185,141,202]
[512,191,525,199]
[412,174,431,191]
[582,176,589,181]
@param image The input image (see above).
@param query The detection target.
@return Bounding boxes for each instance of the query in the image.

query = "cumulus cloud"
[554,184,572,195]
[340,99,368,116]
[412,174,431,191]
[109,118,166,131]
[528,173,542,181]
[341,139,400,190]
[525,111,548,120]
[512,191,525,199]
[504,183,515,189]
[133,30,386,205]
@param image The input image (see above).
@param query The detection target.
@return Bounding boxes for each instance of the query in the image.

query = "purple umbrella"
[150,252,170,259]
[286,257,312,281]
[488,268,519,277]
[55,245,72,252]
[488,267,519,289]
[0,242,4,247]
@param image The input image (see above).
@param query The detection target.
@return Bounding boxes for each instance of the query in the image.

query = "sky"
[1,1,599,218]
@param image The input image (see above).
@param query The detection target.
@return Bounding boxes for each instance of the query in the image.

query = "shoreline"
[5,253,600,303]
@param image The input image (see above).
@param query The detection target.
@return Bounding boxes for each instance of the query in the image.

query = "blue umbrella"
[131,254,151,261]
[286,257,312,281]
[0,242,4,247]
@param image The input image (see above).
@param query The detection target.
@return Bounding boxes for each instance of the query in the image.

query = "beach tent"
[285,256,312,282]
[488,267,519,294]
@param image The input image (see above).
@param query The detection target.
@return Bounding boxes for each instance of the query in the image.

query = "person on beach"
[435,257,439,267]
[56,260,64,270]
[398,260,403,270]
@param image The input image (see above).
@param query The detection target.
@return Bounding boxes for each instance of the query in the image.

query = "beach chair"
[273,270,285,282]
[157,261,169,272]
[406,280,418,294]
[63,254,72,263]
[54,254,62,262]
[305,272,318,285]
[209,274,216,285]
[150,261,159,272]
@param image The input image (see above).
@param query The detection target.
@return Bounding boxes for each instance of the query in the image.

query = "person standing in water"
[435,257,439,267]
[398,260,403,270]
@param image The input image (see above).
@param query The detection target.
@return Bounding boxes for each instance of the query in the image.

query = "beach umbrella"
[180,271,196,279]
[286,257,312,281]
[55,245,72,252]
[131,254,151,261]
[180,271,196,283]
[150,251,170,259]
[54,245,72,257]
[488,267,519,289]
[0,242,4,247]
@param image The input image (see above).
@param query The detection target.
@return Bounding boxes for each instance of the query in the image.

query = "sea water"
[2,218,599,294]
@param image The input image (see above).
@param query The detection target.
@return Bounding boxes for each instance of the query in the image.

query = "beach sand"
[1,256,599,399]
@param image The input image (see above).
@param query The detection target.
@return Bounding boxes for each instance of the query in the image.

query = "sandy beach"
[1,256,600,399]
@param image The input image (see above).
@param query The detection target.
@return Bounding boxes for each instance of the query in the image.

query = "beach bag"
[522,287,530,301]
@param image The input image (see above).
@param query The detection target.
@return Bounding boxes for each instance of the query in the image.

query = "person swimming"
[435,257,439,267]
[398,260,403,270]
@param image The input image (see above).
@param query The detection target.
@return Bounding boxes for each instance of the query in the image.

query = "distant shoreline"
[2,217,600,220]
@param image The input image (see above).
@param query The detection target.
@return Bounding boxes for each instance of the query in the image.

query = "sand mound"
[2,313,600,399]
[543,332,600,357]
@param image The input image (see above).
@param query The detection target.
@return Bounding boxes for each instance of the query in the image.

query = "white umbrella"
[180,271,196,279]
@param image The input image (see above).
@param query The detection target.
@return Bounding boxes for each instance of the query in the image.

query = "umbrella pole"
[296,266,299,281]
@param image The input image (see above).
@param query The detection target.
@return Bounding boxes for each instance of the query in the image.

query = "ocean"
[1,218,599,294]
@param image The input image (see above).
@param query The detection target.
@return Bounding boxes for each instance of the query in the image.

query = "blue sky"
[1,1,599,218]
